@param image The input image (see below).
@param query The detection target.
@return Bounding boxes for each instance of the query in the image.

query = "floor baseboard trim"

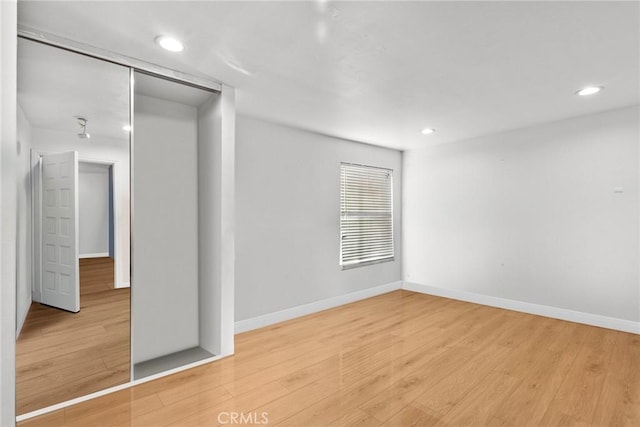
[235,281,403,334]
[79,253,109,259]
[402,281,640,334]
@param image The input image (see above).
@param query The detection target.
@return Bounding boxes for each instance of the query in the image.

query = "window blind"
[340,162,394,268]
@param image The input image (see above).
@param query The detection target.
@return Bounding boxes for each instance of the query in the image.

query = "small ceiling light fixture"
[421,128,436,135]
[155,35,184,52]
[122,124,132,132]
[576,86,602,96]
[76,117,90,139]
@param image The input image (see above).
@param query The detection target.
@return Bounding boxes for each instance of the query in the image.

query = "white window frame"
[340,162,394,269]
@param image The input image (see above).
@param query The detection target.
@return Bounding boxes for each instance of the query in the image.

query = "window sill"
[341,257,395,270]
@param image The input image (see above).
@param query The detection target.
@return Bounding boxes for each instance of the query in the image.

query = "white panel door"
[40,151,80,313]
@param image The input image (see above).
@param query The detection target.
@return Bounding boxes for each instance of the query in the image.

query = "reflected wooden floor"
[16,257,130,415]
[20,290,639,426]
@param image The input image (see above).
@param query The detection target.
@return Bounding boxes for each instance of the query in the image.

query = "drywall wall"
[197,95,219,355]
[16,106,33,336]
[0,0,17,423]
[30,127,130,288]
[132,94,199,364]
[235,116,402,321]
[403,106,640,322]
[78,162,110,257]
[197,85,236,357]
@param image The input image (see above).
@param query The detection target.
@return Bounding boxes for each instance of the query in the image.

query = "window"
[340,162,394,268]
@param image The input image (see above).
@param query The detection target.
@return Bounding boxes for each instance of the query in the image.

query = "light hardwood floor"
[19,290,639,426]
[16,257,130,415]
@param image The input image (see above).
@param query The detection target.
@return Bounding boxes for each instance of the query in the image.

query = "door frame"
[31,150,123,302]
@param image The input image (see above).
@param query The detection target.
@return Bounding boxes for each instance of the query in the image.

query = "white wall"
[132,94,199,364]
[78,162,110,257]
[235,116,402,321]
[30,127,130,287]
[403,106,640,323]
[197,95,219,355]
[16,106,33,336]
[0,1,17,424]
[196,84,236,357]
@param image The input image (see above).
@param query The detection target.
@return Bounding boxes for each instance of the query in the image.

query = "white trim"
[235,281,403,334]
[16,353,227,422]
[114,281,130,289]
[402,281,640,335]
[219,84,236,356]
[1,4,18,424]
[79,252,109,259]
[30,149,42,303]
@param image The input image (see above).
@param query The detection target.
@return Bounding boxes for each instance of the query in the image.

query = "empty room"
[0,1,638,426]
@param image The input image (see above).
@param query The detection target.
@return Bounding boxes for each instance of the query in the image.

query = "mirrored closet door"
[15,32,234,420]
[15,38,131,415]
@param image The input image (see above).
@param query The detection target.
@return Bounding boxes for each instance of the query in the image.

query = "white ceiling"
[17,1,640,150]
[17,38,130,141]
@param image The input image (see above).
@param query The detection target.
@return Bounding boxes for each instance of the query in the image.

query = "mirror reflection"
[15,38,131,415]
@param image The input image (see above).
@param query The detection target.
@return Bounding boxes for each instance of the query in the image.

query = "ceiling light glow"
[122,125,132,132]
[421,128,436,135]
[576,86,602,96]
[155,36,184,52]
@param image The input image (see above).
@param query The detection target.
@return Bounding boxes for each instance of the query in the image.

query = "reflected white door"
[40,151,80,313]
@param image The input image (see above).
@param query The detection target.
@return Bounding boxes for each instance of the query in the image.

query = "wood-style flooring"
[16,257,130,415]
[19,290,639,426]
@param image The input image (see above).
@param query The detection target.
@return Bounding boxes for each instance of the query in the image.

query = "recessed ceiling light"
[421,128,436,135]
[122,125,132,132]
[576,86,602,96]
[155,36,184,52]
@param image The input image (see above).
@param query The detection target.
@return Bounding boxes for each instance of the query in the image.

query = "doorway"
[79,162,114,262]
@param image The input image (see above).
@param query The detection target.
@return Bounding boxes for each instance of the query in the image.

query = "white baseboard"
[235,281,403,334]
[114,281,130,289]
[402,281,640,334]
[79,252,109,259]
